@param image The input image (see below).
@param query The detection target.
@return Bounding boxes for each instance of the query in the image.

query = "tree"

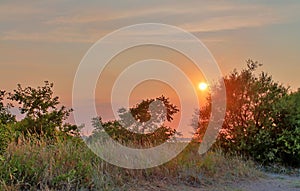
[270,89,300,166]
[9,81,78,138]
[90,95,179,147]
[0,90,15,154]
[196,60,299,166]
[0,90,15,124]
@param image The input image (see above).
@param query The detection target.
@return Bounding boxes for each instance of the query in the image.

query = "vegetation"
[0,90,15,154]
[196,60,300,167]
[0,61,299,190]
[0,82,78,155]
[0,137,259,190]
[89,95,179,147]
[9,81,78,138]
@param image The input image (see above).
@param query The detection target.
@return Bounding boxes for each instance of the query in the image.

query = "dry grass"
[0,137,261,190]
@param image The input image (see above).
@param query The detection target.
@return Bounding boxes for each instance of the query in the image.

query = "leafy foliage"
[1,81,78,155]
[0,90,15,124]
[9,81,78,138]
[0,91,15,154]
[196,60,300,166]
[90,95,179,147]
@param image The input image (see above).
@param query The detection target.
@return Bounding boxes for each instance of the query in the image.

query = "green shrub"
[9,81,79,138]
[0,124,10,154]
[196,61,300,167]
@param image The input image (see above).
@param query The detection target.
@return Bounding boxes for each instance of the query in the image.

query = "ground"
[127,173,300,191]
[225,173,300,191]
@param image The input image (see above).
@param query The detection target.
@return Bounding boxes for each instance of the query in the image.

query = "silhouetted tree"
[90,95,180,147]
[9,81,78,138]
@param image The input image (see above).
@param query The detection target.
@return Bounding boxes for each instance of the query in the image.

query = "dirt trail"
[129,173,300,191]
[224,173,300,191]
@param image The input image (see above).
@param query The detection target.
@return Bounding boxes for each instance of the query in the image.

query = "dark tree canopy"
[9,81,78,137]
[90,95,180,148]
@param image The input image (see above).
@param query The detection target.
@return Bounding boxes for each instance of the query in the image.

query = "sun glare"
[198,82,208,91]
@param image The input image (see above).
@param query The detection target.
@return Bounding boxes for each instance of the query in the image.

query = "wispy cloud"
[0,3,43,20]
[46,7,194,25]
[0,1,299,43]
[181,14,280,33]
[0,28,104,43]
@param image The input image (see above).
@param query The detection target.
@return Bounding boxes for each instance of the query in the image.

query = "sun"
[198,82,208,91]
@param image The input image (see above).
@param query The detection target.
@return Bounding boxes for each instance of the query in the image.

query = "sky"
[1,1,300,133]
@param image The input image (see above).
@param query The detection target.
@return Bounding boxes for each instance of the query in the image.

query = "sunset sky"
[1,1,300,128]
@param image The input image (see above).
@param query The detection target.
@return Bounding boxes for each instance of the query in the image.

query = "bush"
[89,95,179,147]
[0,124,10,154]
[196,61,300,166]
[1,82,79,155]
[9,81,78,138]
[0,91,15,154]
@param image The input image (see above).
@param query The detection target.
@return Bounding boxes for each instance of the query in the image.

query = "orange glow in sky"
[0,1,299,127]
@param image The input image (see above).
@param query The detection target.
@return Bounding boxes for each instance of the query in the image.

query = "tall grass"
[0,137,260,190]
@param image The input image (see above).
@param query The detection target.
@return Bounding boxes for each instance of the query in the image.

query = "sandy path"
[128,173,300,191]
[224,173,300,191]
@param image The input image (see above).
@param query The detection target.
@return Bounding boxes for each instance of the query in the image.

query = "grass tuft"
[0,138,261,190]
